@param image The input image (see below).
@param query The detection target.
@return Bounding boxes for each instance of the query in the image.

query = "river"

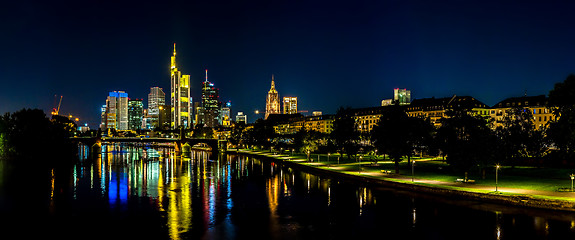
[1,143,575,239]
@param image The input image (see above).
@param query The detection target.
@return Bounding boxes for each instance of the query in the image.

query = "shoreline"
[228,149,575,213]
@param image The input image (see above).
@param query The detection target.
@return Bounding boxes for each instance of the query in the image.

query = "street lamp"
[570,174,575,192]
[359,155,363,173]
[411,159,415,182]
[327,153,331,166]
[495,164,500,192]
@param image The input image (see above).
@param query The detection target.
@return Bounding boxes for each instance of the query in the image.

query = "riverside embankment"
[229,149,575,212]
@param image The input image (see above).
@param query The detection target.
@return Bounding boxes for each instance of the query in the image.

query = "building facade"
[147,87,165,128]
[102,91,129,130]
[170,43,192,129]
[283,96,298,114]
[158,105,172,130]
[265,75,280,119]
[406,95,490,127]
[201,69,221,128]
[128,98,143,131]
[236,112,247,124]
[394,88,411,105]
[490,95,553,130]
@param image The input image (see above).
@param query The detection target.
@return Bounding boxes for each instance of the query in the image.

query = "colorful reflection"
[51,144,575,239]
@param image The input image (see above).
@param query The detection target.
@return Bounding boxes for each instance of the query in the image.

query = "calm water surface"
[1,144,575,239]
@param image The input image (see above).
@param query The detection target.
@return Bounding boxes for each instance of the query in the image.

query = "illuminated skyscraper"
[201,69,221,128]
[170,43,192,129]
[128,99,143,130]
[148,87,165,128]
[265,75,280,119]
[394,88,411,105]
[104,91,128,130]
[283,97,297,114]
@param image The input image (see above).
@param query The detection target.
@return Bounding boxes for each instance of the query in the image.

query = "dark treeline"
[229,74,575,175]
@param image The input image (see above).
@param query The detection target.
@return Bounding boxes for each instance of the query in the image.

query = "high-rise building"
[265,75,280,119]
[236,112,247,124]
[220,101,232,126]
[283,97,297,114]
[312,111,322,116]
[394,88,411,105]
[128,99,143,131]
[170,43,192,129]
[201,69,221,128]
[103,91,129,130]
[148,87,165,128]
[158,105,172,130]
[100,104,107,130]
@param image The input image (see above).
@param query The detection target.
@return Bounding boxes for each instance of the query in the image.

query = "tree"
[1,109,76,167]
[293,128,322,160]
[371,105,433,173]
[242,119,275,150]
[228,122,245,150]
[547,74,575,160]
[496,107,536,167]
[192,125,214,139]
[436,109,496,174]
[330,107,360,159]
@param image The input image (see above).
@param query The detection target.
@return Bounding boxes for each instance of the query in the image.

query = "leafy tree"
[192,126,214,139]
[547,74,575,160]
[371,105,433,173]
[436,109,497,174]
[1,109,76,167]
[242,119,275,150]
[330,107,360,159]
[293,128,322,160]
[228,122,245,150]
[496,107,536,167]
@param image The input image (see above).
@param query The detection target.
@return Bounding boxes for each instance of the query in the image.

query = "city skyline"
[2,1,575,128]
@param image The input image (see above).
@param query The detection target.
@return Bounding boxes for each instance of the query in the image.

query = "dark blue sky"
[1,1,574,127]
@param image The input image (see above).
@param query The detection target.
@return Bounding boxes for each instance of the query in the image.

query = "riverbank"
[228,149,575,212]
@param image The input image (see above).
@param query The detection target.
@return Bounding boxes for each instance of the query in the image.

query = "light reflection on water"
[3,144,575,239]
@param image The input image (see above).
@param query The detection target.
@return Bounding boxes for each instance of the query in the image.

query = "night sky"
[2,1,575,127]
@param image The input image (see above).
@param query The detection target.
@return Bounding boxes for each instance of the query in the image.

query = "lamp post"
[570,174,575,192]
[495,165,500,192]
[359,155,363,174]
[327,153,331,166]
[411,159,415,182]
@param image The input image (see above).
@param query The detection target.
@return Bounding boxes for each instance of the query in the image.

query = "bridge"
[71,136,227,156]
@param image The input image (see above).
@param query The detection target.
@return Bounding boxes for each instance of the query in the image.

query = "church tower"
[265,75,280,119]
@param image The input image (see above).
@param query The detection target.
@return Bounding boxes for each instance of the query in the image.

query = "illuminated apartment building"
[406,96,490,127]
[490,95,553,130]
[170,43,192,129]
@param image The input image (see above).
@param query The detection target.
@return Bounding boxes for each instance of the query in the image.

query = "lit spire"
[271,74,275,89]
[173,43,176,56]
[205,69,208,82]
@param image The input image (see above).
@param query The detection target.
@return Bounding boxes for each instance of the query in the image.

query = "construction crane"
[51,95,63,116]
